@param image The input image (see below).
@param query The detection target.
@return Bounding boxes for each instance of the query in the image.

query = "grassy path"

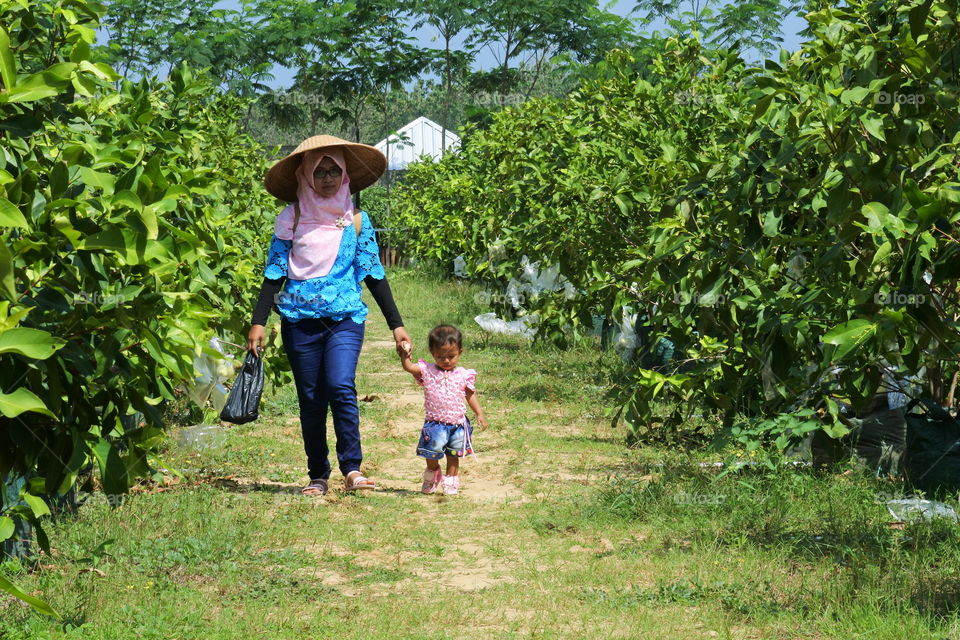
[2,270,958,639]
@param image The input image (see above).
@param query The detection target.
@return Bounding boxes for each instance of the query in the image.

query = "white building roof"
[375,116,460,170]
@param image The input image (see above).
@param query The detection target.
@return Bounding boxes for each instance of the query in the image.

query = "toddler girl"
[400,324,487,494]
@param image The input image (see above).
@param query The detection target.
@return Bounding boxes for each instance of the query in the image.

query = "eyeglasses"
[313,167,343,180]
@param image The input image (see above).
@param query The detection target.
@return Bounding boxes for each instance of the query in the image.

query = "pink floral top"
[416,359,477,425]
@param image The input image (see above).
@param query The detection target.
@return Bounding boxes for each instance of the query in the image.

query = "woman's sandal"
[301,478,328,496]
[344,470,375,491]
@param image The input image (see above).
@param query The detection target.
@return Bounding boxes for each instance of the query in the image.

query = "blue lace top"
[264,210,385,324]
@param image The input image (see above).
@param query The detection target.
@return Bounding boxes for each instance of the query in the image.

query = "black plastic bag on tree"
[904,399,960,495]
[812,394,906,474]
[219,352,264,424]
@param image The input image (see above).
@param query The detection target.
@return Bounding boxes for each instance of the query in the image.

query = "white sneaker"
[441,475,460,495]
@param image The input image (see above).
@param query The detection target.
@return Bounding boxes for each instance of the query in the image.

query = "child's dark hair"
[428,324,463,351]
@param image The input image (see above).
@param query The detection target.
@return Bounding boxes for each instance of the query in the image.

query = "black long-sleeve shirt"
[251,275,403,329]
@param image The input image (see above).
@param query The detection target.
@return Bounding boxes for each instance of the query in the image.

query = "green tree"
[468,0,635,96]
[99,0,273,95]
[631,0,796,60]
[393,0,960,453]
[413,0,479,151]
[1,0,281,612]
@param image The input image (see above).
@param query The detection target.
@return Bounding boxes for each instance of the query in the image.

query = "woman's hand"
[392,326,412,358]
[247,324,266,355]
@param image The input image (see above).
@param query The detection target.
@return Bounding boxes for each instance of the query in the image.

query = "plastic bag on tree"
[811,405,906,474]
[453,255,468,278]
[904,399,960,494]
[219,352,265,424]
[612,311,639,362]
[189,337,234,409]
[474,312,537,338]
[506,278,525,309]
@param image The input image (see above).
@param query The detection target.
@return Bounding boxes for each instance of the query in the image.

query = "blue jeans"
[281,317,365,479]
[416,418,473,459]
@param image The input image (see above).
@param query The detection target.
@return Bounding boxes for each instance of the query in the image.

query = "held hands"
[393,326,413,359]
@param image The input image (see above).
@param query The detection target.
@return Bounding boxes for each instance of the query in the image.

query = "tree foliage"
[99,0,274,95]
[632,0,797,60]
[0,0,285,610]
[392,0,960,449]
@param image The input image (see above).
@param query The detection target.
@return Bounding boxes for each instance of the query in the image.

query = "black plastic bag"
[904,399,960,495]
[219,352,264,424]
[812,403,906,475]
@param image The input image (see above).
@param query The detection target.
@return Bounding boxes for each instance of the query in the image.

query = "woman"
[246,135,411,495]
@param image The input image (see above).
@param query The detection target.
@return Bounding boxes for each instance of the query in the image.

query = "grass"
[3,268,960,638]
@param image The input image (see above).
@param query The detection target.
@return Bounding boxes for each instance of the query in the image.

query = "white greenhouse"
[374,116,460,171]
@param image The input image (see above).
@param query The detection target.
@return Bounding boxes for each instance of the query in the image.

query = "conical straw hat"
[264,135,387,202]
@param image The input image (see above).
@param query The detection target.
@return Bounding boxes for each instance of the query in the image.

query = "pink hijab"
[274,148,355,280]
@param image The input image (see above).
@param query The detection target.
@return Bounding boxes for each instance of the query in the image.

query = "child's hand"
[476,413,488,431]
[400,341,412,357]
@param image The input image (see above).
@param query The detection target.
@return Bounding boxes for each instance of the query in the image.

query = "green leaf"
[752,93,774,120]
[0,327,65,359]
[111,190,142,211]
[871,241,892,267]
[0,239,14,300]
[0,573,60,619]
[78,60,116,81]
[840,86,871,104]
[21,493,50,518]
[0,27,16,92]
[0,198,28,227]
[909,0,933,40]
[938,184,960,204]
[859,113,885,141]
[6,72,64,102]
[76,228,172,264]
[0,516,13,541]
[762,210,781,236]
[70,73,97,97]
[613,194,631,216]
[78,167,116,194]
[823,319,878,362]
[0,387,56,418]
[91,438,129,496]
[49,162,68,198]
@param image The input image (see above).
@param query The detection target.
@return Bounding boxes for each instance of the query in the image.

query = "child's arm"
[466,388,487,430]
[399,342,422,377]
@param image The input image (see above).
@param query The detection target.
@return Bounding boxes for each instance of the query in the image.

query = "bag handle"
[293,202,362,237]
